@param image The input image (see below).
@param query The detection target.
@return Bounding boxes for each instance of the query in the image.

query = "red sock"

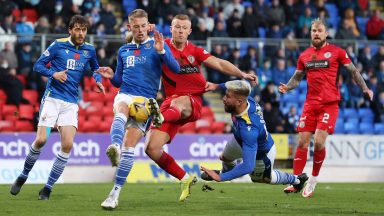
[293,147,308,175]
[162,106,181,122]
[156,151,186,180]
[312,148,326,176]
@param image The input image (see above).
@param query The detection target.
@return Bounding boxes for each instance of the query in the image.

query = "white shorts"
[113,93,152,134]
[38,97,79,128]
[223,138,276,182]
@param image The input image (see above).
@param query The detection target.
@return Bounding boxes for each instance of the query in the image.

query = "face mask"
[1,62,9,68]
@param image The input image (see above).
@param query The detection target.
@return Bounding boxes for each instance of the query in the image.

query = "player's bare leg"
[302,129,327,198]
[284,132,312,193]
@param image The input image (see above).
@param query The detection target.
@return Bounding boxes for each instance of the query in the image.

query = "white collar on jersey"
[130,37,151,47]
[68,36,84,47]
[236,102,250,117]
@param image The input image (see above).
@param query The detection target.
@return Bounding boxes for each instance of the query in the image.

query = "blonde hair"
[128,9,148,23]
[311,18,328,31]
[225,80,251,97]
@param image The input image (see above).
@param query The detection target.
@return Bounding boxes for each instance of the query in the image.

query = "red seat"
[19,104,35,120]
[212,121,226,134]
[102,106,114,118]
[104,92,116,103]
[201,106,214,119]
[179,121,196,134]
[17,75,27,86]
[12,9,22,22]
[15,120,34,131]
[82,121,99,132]
[196,118,213,134]
[2,105,18,116]
[22,9,38,23]
[0,89,7,103]
[85,101,104,114]
[0,120,15,131]
[23,90,39,105]
[77,115,86,132]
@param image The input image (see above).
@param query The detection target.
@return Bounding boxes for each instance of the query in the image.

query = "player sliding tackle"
[96,9,180,210]
[201,80,309,191]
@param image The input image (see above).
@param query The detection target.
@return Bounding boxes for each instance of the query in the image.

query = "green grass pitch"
[2,183,384,216]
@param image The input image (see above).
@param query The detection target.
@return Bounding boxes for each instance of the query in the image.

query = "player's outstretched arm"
[344,63,374,101]
[278,70,306,93]
[97,67,114,79]
[203,56,257,84]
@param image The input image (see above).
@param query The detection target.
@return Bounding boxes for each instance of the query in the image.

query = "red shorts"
[152,94,203,143]
[297,101,339,134]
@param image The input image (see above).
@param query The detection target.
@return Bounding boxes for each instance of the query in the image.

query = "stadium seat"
[0,89,7,102]
[102,106,114,118]
[0,120,15,132]
[85,101,104,115]
[356,17,369,35]
[12,8,22,22]
[2,105,18,116]
[212,121,226,134]
[258,27,266,38]
[201,106,214,119]
[343,108,358,118]
[179,122,196,134]
[82,121,99,132]
[84,92,100,101]
[22,8,38,23]
[345,117,359,125]
[334,119,344,134]
[344,122,359,134]
[104,92,116,104]
[17,75,27,86]
[18,104,35,120]
[358,108,374,123]
[242,1,253,8]
[325,3,339,29]
[23,90,39,105]
[359,122,374,134]
[196,118,213,134]
[15,120,34,131]
[374,123,384,134]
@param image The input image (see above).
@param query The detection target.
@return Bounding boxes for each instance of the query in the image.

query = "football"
[129,96,151,122]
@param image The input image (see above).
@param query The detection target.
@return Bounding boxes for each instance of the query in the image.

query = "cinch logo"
[52,140,100,157]
[189,138,227,157]
[0,139,30,157]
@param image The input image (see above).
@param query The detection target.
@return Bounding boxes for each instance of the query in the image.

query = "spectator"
[347,79,364,108]
[15,14,35,44]
[339,74,350,108]
[286,105,300,133]
[266,0,285,27]
[191,22,210,41]
[263,102,284,133]
[99,3,117,34]
[17,42,33,76]
[52,16,67,34]
[226,9,243,37]
[336,8,360,39]
[298,7,314,31]
[299,0,317,16]
[358,45,373,72]
[157,0,174,25]
[346,44,358,64]
[239,46,258,71]
[260,81,280,108]
[212,21,228,37]
[258,59,272,89]
[283,0,300,29]
[271,58,289,85]
[284,30,300,64]
[223,0,244,20]
[372,91,384,122]
[0,59,25,105]
[227,48,241,76]
[35,16,51,34]
[266,24,283,39]
[90,6,101,24]
[198,9,214,32]
[0,41,18,71]
[376,60,384,84]
[1,14,15,34]
[366,9,384,40]
[241,6,259,38]
[253,0,270,28]
[206,44,230,84]
[372,45,384,71]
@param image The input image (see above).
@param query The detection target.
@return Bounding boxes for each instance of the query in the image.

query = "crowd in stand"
[0,0,383,133]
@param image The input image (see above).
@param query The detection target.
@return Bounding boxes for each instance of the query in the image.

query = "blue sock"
[20,143,41,179]
[111,113,127,147]
[114,148,135,187]
[270,170,297,185]
[45,151,69,190]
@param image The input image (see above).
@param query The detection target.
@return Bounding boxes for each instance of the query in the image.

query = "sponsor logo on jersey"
[306,60,329,69]
[324,52,332,58]
[43,50,50,56]
[179,65,199,74]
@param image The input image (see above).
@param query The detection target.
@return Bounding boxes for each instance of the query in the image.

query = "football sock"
[312,148,326,176]
[293,147,308,175]
[115,147,135,187]
[111,113,127,147]
[222,161,236,173]
[270,170,298,185]
[20,142,41,179]
[45,151,70,190]
[162,106,181,122]
[155,151,186,180]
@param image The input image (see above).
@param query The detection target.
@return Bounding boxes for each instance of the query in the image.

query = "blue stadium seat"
[298,93,306,104]
[298,81,307,94]
[338,109,344,119]
[358,108,374,123]
[343,108,358,118]
[281,93,297,103]
[345,117,359,125]
[356,17,369,35]
[334,119,344,134]
[359,122,374,134]
[242,1,253,8]
[258,27,266,38]
[374,123,384,134]
[162,24,171,38]
[344,122,359,134]
[325,3,339,29]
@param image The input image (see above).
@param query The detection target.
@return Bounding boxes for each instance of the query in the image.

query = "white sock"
[110,185,121,198]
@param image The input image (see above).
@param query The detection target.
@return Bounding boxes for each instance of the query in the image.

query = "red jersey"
[162,38,211,96]
[297,43,351,104]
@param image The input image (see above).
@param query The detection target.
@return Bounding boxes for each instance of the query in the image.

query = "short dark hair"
[68,15,88,29]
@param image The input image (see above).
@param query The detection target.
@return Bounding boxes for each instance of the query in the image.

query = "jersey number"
[322,113,330,123]
[66,59,76,70]
[127,56,135,67]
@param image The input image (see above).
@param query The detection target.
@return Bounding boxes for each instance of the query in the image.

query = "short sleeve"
[338,48,352,65]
